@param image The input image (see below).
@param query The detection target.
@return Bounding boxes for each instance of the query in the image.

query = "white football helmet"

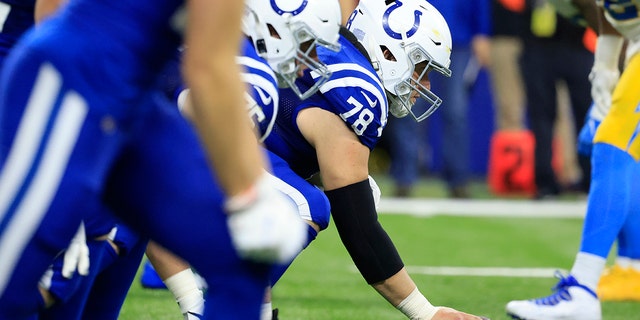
[347,0,452,122]
[242,0,342,100]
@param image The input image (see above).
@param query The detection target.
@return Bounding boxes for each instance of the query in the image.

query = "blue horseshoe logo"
[383,0,422,40]
[270,0,308,16]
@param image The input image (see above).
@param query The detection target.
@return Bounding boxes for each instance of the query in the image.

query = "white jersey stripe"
[0,64,61,224]
[313,63,381,89]
[241,72,279,105]
[317,63,388,126]
[0,89,88,295]
[240,72,279,142]
[320,76,388,124]
[0,3,10,33]
[266,171,312,222]
[236,56,276,80]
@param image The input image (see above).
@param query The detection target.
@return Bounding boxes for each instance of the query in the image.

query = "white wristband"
[396,288,439,320]
[594,35,624,70]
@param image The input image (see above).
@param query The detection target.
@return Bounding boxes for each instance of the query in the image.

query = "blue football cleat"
[140,260,167,289]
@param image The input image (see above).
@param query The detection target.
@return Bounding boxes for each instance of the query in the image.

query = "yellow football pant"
[594,52,640,160]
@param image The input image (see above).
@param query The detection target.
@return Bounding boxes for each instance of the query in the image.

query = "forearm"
[186,62,265,196]
[184,0,265,197]
[324,179,404,285]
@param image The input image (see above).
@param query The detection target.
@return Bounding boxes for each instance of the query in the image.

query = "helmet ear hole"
[267,24,281,39]
[380,46,396,62]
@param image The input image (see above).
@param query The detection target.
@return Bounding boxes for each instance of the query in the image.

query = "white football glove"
[589,65,619,121]
[225,172,307,264]
[589,35,624,121]
[62,221,90,278]
[368,175,381,211]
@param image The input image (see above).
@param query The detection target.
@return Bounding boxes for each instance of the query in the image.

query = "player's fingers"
[78,246,90,276]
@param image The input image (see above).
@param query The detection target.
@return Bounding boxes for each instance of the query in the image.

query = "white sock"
[570,252,606,291]
[164,269,205,315]
[260,302,273,320]
[396,288,439,320]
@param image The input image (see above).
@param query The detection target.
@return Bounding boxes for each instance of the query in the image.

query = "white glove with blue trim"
[226,172,307,264]
[62,221,90,278]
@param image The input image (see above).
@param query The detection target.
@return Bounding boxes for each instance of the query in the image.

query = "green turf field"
[119,212,640,319]
[117,177,640,319]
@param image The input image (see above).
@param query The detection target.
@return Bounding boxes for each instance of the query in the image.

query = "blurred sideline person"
[0,0,309,319]
[489,0,528,132]
[506,0,640,319]
[485,0,536,196]
[259,0,488,318]
[139,1,343,318]
[521,0,594,199]
[425,0,492,199]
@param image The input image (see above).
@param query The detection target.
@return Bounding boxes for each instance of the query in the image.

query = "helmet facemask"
[275,24,341,100]
[389,43,451,122]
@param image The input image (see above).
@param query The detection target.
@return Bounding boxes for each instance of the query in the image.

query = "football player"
[140,1,342,318]
[506,1,640,319]
[0,0,307,319]
[262,0,487,318]
[1,1,149,318]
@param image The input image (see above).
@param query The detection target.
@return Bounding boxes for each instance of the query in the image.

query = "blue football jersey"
[156,38,279,142]
[0,1,276,318]
[238,38,279,142]
[265,32,388,178]
[43,0,183,104]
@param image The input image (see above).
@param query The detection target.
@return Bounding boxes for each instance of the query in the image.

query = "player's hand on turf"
[62,221,90,278]
[225,172,307,264]
[433,307,490,320]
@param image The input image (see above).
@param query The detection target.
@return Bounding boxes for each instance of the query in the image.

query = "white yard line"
[350,265,566,278]
[404,266,566,278]
[369,199,578,278]
[378,198,587,218]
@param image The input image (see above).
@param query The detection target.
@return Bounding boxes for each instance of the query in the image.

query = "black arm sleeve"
[325,179,404,284]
